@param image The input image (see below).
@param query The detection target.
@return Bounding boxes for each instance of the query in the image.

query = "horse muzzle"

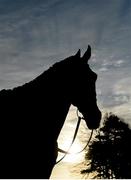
[84,109,101,130]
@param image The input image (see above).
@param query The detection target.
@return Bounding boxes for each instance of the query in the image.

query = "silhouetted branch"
[81,113,131,179]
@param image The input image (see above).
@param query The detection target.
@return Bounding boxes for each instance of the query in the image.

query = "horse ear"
[82,45,91,63]
[75,49,81,58]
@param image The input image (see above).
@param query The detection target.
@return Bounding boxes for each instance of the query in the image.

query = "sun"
[57,139,84,163]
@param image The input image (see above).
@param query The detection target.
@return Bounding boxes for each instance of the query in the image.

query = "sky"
[0,0,131,178]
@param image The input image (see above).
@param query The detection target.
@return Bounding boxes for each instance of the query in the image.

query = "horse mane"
[0,54,75,95]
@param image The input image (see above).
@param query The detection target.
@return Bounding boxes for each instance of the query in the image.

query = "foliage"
[81,113,131,179]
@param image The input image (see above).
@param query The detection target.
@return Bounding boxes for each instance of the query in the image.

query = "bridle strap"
[73,129,93,154]
[56,110,93,164]
[56,116,81,164]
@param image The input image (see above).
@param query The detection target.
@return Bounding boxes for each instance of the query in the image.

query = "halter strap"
[56,115,81,164]
[56,109,93,164]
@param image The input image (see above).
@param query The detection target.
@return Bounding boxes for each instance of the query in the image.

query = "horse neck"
[33,69,72,141]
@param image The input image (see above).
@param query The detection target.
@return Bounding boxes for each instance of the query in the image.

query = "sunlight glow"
[56,105,86,164]
[58,139,84,163]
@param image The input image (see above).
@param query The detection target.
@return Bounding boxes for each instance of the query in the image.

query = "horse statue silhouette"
[0,45,101,178]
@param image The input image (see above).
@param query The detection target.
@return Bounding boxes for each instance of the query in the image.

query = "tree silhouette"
[81,113,131,179]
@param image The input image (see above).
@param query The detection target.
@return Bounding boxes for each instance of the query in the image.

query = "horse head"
[66,45,101,129]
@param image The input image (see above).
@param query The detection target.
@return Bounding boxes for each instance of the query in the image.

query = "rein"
[56,109,93,164]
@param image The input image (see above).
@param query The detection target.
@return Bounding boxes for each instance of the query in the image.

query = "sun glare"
[57,139,84,163]
[56,105,85,163]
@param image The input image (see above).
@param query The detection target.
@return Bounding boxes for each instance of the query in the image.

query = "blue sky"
[0,0,131,120]
[0,0,131,178]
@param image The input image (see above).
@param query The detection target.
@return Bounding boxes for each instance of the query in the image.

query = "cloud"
[0,0,131,123]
